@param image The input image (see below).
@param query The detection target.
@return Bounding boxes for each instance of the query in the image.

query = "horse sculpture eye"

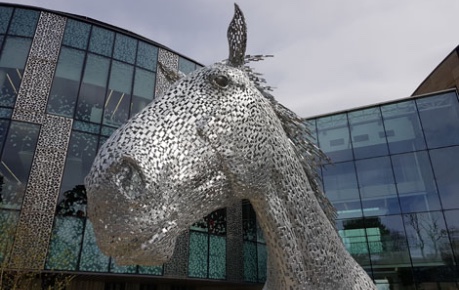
[213,75,229,87]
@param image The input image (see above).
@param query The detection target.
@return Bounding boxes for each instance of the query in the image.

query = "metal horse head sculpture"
[85,5,377,289]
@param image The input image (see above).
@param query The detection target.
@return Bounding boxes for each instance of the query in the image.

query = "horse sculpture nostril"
[114,157,146,200]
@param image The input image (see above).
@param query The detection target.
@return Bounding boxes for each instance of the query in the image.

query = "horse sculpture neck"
[249,154,376,290]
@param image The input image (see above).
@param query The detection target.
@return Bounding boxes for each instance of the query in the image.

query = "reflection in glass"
[443,210,459,266]
[60,131,98,200]
[355,157,400,215]
[417,92,459,148]
[391,151,441,213]
[103,61,133,127]
[0,209,19,263]
[322,162,362,218]
[79,220,109,272]
[76,54,109,123]
[62,19,90,50]
[429,146,459,210]
[113,33,137,64]
[88,26,114,57]
[0,119,9,154]
[178,57,196,75]
[136,41,158,71]
[0,37,32,107]
[0,122,40,209]
[348,107,388,159]
[381,100,426,154]
[47,47,85,117]
[0,6,13,33]
[316,113,352,162]
[131,68,155,116]
[337,218,371,266]
[45,216,84,270]
[8,8,39,37]
[138,265,163,275]
[403,212,452,265]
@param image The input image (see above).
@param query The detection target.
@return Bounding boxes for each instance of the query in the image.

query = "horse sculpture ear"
[227,3,247,67]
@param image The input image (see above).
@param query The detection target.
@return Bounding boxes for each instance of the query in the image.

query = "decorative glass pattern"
[188,231,208,278]
[47,47,85,117]
[0,107,12,119]
[0,6,13,34]
[45,216,84,270]
[0,121,40,209]
[136,41,158,71]
[73,120,100,134]
[101,125,116,137]
[243,242,257,282]
[0,37,32,107]
[8,8,39,37]
[88,26,114,57]
[209,235,226,279]
[62,19,90,50]
[110,259,137,274]
[113,33,137,64]
[131,68,155,116]
[257,243,267,282]
[79,220,109,272]
[138,265,163,275]
[0,209,19,263]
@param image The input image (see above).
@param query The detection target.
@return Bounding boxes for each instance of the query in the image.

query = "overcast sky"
[4,0,459,117]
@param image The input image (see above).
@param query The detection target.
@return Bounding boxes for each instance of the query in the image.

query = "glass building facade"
[0,3,459,290]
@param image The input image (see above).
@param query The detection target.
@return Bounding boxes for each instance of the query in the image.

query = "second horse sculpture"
[85,4,377,290]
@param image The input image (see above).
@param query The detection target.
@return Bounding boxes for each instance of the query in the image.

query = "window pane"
[417,92,459,148]
[391,151,441,213]
[0,209,19,263]
[8,8,39,37]
[443,210,459,265]
[381,100,426,154]
[243,241,257,282]
[355,157,400,215]
[62,19,90,50]
[348,107,388,159]
[0,122,40,209]
[403,212,453,266]
[257,243,267,282]
[188,231,208,278]
[131,68,155,116]
[113,33,137,64]
[322,162,362,218]
[209,235,226,279]
[60,131,98,199]
[178,57,196,75]
[337,218,371,266]
[88,26,114,57]
[76,54,109,123]
[103,61,133,127]
[316,113,353,162]
[47,47,85,117]
[0,37,32,107]
[110,258,136,274]
[0,119,9,154]
[429,146,459,210]
[79,220,109,272]
[136,41,158,71]
[45,216,84,270]
[0,6,13,34]
[242,201,257,241]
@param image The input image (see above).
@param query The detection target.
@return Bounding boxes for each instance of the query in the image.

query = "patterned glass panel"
[188,231,208,278]
[62,19,90,50]
[336,218,371,267]
[136,41,158,71]
[243,241,257,282]
[103,61,133,127]
[0,209,19,263]
[131,68,155,116]
[45,216,84,270]
[138,265,163,275]
[8,8,39,37]
[0,6,13,34]
[88,26,114,57]
[0,107,12,119]
[79,220,109,272]
[257,243,267,282]
[73,120,100,134]
[0,119,9,154]
[178,57,196,75]
[76,54,109,123]
[110,259,137,274]
[0,122,40,209]
[0,37,32,107]
[209,235,226,279]
[113,33,137,64]
[48,47,85,117]
[101,126,116,137]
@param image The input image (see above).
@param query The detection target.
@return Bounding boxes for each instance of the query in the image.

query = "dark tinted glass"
[336,218,371,267]
[391,151,441,213]
[381,100,426,154]
[316,113,353,162]
[62,19,90,50]
[348,107,388,159]
[429,146,459,210]
[417,92,459,148]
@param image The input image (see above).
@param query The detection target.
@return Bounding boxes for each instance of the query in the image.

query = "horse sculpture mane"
[85,4,377,289]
